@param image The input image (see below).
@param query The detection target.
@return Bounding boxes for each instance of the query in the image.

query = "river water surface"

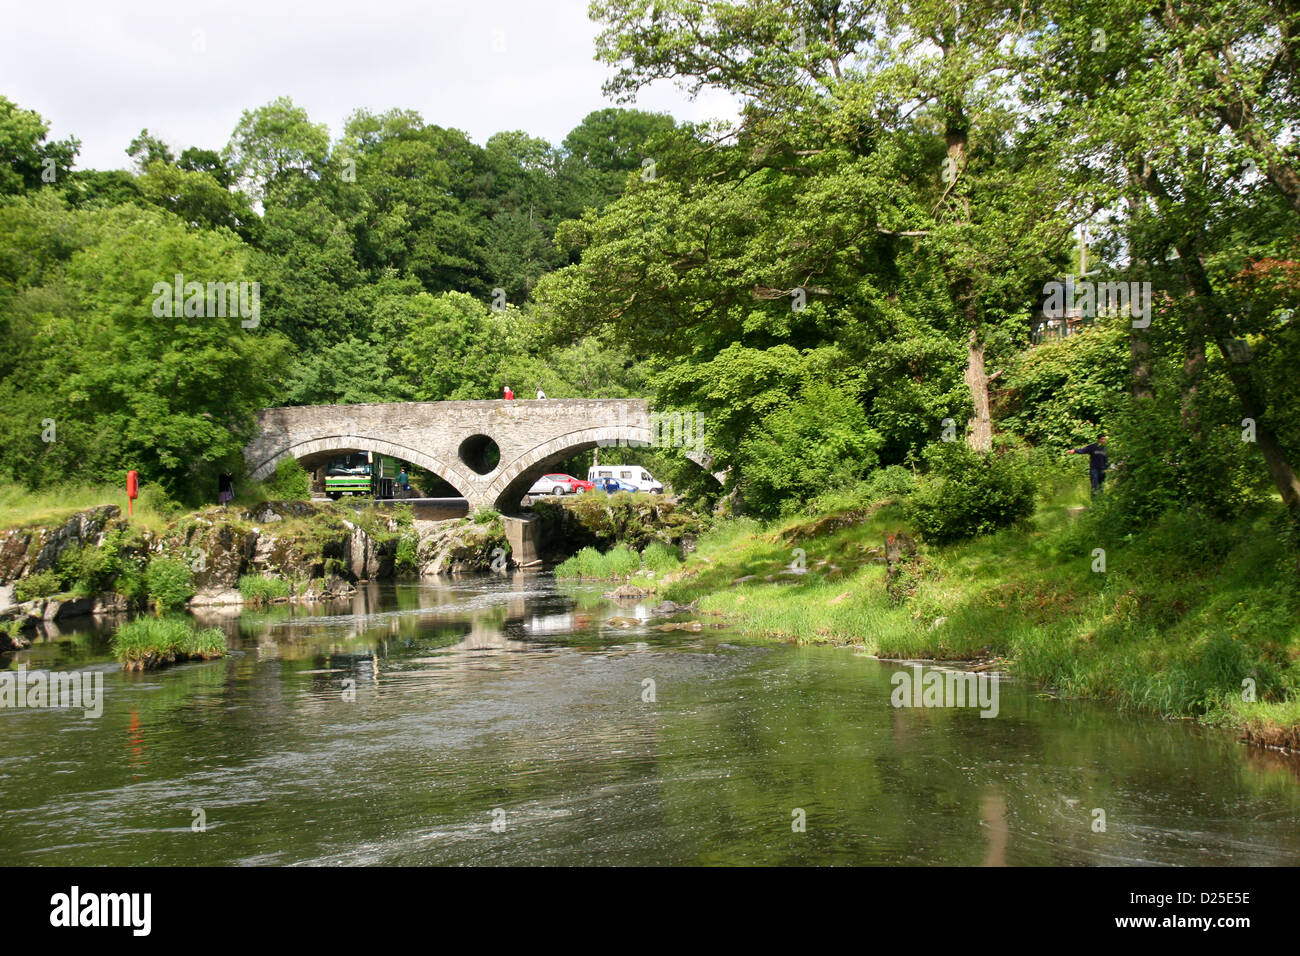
[3,573,1299,866]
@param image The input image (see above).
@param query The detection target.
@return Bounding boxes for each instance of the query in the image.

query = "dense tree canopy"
[0,97,667,502]
[0,0,1297,530]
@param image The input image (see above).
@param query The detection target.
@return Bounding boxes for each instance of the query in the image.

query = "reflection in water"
[1,572,1299,866]
[125,709,147,776]
[980,791,1008,867]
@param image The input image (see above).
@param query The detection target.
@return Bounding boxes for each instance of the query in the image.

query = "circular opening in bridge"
[458,434,500,475]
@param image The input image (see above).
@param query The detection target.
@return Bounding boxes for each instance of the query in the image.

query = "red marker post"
[126,470,139,519]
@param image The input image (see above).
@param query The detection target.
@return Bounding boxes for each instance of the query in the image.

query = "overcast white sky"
[3,0,740,171]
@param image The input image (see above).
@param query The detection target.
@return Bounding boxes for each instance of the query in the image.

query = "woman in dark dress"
[218,471,234,506]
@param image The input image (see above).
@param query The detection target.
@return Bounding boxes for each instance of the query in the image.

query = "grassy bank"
[0,484,179,532]
[555,541,681,580]
[646,481,1300,748]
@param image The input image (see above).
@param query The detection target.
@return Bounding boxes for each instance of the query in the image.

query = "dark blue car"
[595,477,639,494]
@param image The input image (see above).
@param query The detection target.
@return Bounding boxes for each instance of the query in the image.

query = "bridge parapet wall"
[244,399,655,511]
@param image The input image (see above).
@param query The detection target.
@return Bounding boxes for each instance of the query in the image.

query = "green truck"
[324,452,401,499]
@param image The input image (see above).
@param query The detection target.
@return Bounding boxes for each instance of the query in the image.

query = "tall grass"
[0,483,179,531]
[238,574,291,604]
[556,544,646,579]
[111,616,227,670]
[640,541,682,574]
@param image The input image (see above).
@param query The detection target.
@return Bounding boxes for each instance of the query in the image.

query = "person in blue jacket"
[1068,434,1109,496]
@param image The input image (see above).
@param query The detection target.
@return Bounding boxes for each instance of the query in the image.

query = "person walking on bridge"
[536,388,546,400]
[397,466,411,499]
[1067,434,1109,497]
[503,385,514,400]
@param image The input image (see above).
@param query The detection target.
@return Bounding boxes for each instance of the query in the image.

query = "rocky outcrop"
[0,505,121,584]
[416,518,510,575]
[529,494,706,555]
[0,502,511,638]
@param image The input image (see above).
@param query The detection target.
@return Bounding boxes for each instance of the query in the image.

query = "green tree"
[0,96,79,194]
[224,96,331,199]
[0,202,291,499]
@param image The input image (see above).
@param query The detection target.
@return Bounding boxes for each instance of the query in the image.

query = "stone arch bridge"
[244,399,715,512]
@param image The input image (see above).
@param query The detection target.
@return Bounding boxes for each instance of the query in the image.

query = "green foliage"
[998,322,1130,447]
[555,544,642,579]
[737,382,883,519]
[56,544,117,596]
[906,443,1036,544]
[264,457,311,502]
[866,465,918,500]
[143,557,194,611]
[641,540,682,573]
[0,95,79,195]
[0,199,292,503]
[238,574,290,605]
[1100,383,1271,533]
[13,570,61,602]
[111,615,226,666]
[471,507,500,524]
[394,533,419,575]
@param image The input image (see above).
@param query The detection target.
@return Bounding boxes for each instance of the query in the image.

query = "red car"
[527,473,594,496]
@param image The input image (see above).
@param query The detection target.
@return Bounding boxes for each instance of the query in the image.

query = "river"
[3,573,1299,865]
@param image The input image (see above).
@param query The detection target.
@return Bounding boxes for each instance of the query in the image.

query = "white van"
[587,465,664,494]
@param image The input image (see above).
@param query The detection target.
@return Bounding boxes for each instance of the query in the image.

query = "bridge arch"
[243,400,720,511]
[248,434,476,499]
[486,423,654,511]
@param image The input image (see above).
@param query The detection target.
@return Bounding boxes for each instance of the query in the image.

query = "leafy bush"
[865,465,917,500]
[135,484,183,522]
[144,557,195,611]
[13,570,62,602]
[1099,383,1268,533]
[997,320,1129,447]
[906,442,1036,543]
[264,458,310,502]
[114,568,148,605]
[56,544,116,596]
[471,507,500,524]
[238,574,290,604]
[737,382,883,519]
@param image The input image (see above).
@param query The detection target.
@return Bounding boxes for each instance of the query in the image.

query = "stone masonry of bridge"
[244,399,666,512]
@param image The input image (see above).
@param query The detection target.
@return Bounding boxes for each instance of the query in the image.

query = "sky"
[2,0,741,172]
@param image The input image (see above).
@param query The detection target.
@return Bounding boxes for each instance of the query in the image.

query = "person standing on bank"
[218,471,234,506]
[1068,434,1109,496]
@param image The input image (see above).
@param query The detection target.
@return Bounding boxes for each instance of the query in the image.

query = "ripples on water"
[2,573,1299,866]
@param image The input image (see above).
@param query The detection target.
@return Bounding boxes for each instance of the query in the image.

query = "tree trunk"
[1130,323,1153,399]
[1134,157,1300,526]
[965,328,992,452]
[1177,241,1300,523]
[1181,334,1206,429]
[1215,334,1300,520]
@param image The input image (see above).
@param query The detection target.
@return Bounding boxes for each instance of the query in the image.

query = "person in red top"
[503,385,514,400]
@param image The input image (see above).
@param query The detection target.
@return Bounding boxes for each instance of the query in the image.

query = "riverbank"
[652,487,1300,752]
[0,499,511,637]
